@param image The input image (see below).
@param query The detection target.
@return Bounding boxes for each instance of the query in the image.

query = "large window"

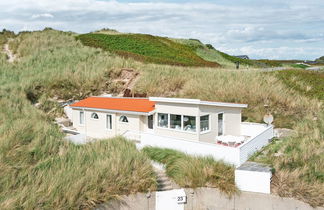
[79,111,84,125]
[183,116,196,132]
[158,113,196,132]
[218,113,224,136]
[158,113,168,128]
[200,115,209,132]
[106,114,112,129]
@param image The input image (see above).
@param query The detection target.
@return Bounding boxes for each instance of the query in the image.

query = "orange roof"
[70,97,155,113]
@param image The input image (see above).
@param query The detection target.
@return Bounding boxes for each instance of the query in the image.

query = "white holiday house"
[68,96,274,166]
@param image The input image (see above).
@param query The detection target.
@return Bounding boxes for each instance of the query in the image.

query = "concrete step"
[157,177,169,182]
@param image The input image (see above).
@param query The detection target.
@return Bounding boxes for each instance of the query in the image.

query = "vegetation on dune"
[77,33,220,67]
[315,56,324,64]
[171,38,281,68]
[257,59,303,67]
[274,69,324,100]
[0,29,156,209]
[290,63,308,69]
[251,111,324,207]
[0,28,323,207]
[135,65,321,128]
[0,29,15,46]
[143,147,237,195]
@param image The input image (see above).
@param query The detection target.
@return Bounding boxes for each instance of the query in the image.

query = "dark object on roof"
[234,55,250,60]
[237,161,272,172]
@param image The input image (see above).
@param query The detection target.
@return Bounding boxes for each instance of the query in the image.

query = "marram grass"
[0,28,323,207]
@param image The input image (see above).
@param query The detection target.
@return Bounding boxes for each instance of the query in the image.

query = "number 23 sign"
[176,196,187,204]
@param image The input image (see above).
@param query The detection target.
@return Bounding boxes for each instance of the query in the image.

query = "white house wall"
[72,109,117,139]
[72,109,143,139]
[223,107,242,136]
[199,105,242,143]
[115,113,141,135]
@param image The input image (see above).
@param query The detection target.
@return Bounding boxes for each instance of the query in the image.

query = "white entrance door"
[156,189,186,210]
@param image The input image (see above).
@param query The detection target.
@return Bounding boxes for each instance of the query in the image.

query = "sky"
[1,0,323,60]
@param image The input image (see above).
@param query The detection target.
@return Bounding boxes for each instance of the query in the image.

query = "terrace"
[127,122,274,167]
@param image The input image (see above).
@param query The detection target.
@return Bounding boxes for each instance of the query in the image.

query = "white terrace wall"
[139,133,241,166]
[239,123,274,165]
[235,169,272,194]
[139,123,274,167]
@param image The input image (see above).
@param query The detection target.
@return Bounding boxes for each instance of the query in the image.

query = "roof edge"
[70,106,155,115]
[149,97,248,108]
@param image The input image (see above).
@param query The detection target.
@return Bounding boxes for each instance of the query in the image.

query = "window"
[158,113,168,128]
[106,115,112,129]
[91,112,99,119]
[200,115,209,132]
[170,114,182,130]
[79,111,84,125]
[218,113,224,136]
[119,115,128,123]
[148,115,153,129]
[183,116,196,132]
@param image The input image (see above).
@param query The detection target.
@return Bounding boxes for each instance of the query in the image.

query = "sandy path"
[3,39,16,63]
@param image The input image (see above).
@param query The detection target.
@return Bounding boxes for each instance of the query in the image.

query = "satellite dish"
[263,114,274,125]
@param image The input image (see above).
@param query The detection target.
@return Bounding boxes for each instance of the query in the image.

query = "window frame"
[183,115,196,132]
[157,113,197,133]
[157,113,169,128]
[106,114,112,130]
[217,112,224,136]
[170,114,182,130]
[90,112,99,120]
[119,115,129,123]
[200,114,210,134]
[79,111,85,125]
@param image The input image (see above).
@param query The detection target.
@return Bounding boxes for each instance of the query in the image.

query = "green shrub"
[77,33,220,67]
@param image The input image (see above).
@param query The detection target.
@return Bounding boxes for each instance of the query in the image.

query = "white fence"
[239,123,274,165]
[137,123,274,167]
[140,133,241,166]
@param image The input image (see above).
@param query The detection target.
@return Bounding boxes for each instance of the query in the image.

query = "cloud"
[31,13,54,19]
[0,0,323,59]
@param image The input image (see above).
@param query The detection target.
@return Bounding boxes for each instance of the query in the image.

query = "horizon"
[1,0,323,60]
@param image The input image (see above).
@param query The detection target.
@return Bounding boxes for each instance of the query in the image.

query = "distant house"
[234,55,250,60]
[68,96,273,166]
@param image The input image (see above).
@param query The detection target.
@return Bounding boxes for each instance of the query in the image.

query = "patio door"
[148,115,153,130]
